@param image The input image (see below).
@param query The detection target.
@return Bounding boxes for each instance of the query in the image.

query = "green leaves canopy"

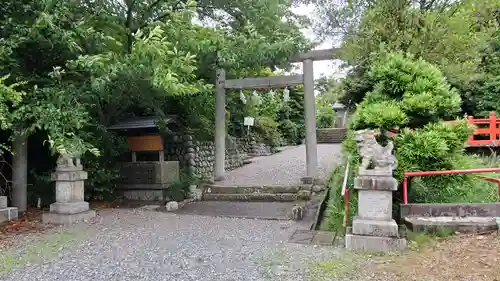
[351,53,461,130]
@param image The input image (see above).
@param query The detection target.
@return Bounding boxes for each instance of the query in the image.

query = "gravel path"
[220,144,342,186]
[1,209,344,281]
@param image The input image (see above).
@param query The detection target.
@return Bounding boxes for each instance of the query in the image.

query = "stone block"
[165,201,179,211]
[345,233,407,253]
[354,176,397,191]
[288,230,315,244]
[51,170,88,182]
[160,161,180,183]
[55,180,85,203]
[352,217,399,237]
[357,190,393,220]
[123,190,163,201]
[311,231,336,246]
[404,216,498,234]
[50,201,89,215]
[42,210,96,225]
[0,207,18,223]
[0,196,7,209]
[400,203,500,218]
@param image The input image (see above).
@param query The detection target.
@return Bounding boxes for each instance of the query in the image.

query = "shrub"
[323,52,494,227]
[316,103,336,128]
[350,52,462,130]
[162,172,201,202]
[278,119,299,144]
[320,161,358,233]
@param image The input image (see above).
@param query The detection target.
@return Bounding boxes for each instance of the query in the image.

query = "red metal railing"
[402,168,500,204]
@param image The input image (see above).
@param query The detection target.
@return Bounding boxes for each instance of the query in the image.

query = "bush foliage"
[323,53,496,231]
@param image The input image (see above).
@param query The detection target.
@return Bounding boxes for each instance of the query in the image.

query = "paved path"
[1,209,343,281]
[220,144,342,186]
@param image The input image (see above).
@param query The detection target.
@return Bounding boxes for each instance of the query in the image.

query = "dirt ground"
[350,232,500,281]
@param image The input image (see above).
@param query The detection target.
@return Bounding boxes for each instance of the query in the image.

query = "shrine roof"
[108,116,177,130]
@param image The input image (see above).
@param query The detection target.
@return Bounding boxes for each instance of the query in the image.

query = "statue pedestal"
[345,174,407,252]
[42,164,96,225]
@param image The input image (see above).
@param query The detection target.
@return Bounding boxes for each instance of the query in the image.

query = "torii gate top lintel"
[218,48,337,90]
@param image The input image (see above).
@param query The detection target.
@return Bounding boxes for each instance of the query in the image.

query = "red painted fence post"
[490,112,496,144]
[403,177,408,204]
[467,115,474,146]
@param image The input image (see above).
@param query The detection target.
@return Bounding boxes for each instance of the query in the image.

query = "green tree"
[311,0,500,107]
[1,0,312,204]
[465,30,500,116]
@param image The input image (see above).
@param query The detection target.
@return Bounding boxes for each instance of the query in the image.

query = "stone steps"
[203,193,298,202]
[204,185,301,194]
[202,184,317,202]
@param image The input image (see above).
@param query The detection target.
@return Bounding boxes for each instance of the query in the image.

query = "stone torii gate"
[214,48,335,183]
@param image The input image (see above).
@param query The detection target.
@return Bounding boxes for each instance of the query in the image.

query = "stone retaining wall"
[163,135,272,180]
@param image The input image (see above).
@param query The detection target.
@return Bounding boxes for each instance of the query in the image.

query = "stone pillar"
[42,156,96,225]
[0,196,18,223]
[302,59,318,182]
[214,68,226,181]
[345,130,407,252]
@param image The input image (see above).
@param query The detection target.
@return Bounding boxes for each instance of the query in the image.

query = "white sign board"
[244,117,255,126]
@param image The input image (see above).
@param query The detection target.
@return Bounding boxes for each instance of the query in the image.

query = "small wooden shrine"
[108,117,179,201]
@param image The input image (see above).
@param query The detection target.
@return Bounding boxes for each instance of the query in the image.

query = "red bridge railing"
[402,168,500,204]
[467,112,500,147]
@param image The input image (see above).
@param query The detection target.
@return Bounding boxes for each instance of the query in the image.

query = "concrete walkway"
[219,144,342,186]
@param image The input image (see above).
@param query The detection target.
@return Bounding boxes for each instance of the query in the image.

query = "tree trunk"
[12,134,28,214]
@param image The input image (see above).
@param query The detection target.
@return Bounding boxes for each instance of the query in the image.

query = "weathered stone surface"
[50,201,89,215]
[123,190,163,201]
[354,176,397,191]
[190,189,203,201]
[204,185,301,195]
[166,201,179,211]
[316,128,347,144]
[312,185,322,192]
[296,190,311,200]
[290,205,305,220]
[352,217,399,237]
[0,196,7,209]
[0,207,18,223]
[355,129,397,175]
[42,210,96,225]
[400,202,500,218]
[357,190,393,220]
[288,230,315,244]
[311,231,336,246]
[203,193,297,202]
[300,177,314,185]
[345,233,407,253]
[404,216,498,234]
